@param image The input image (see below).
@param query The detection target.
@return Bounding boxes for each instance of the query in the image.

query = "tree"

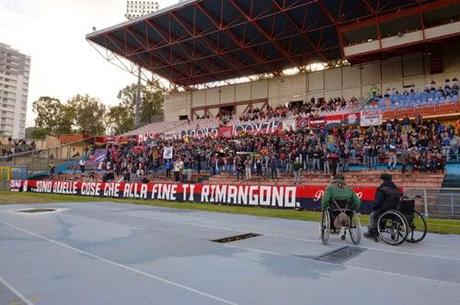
[54,105,74,135]
[33,97,62,132]
[141,82,164,124]
[29,127,48,140]
[67,94,106,135]
[112,82,164,131]
[106,105,134,135]
[32,96,73,135]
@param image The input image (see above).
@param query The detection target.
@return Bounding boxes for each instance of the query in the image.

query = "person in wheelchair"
[321,174,361,232]
[364,173,401,239]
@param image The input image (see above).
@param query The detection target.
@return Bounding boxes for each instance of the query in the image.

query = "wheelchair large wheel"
[377,210,409,246]
[349,213,362,245]
[320,210,330,245]
[406,211,427,243]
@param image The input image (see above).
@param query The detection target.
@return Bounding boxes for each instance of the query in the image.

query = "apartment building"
[0,43,30,139]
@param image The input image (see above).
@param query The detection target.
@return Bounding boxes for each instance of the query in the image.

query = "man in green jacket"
[321,174,361,211]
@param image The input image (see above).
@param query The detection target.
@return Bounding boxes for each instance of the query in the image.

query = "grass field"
[2,191,460,235]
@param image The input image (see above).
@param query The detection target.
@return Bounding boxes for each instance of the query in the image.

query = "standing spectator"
[270,155,278,179]
[195,151,202,174]
[441,134,451,161]
[256,157,263,177]
[301,145,309,171]
[173,157,184,182]
[184,157,192,182]
[79,159,86,174]
[165,160,172,178]
[363,143,371,169]
[323,148,330,174]
[236,155,245,181]
[312,146,321,172]
[210,155,217,176]
[136,166,145,180]
[293,157,302,185]
[369,145,379,170]
[329,150,339,176]
[49,161,56,178]
[122,169,131,183]
[415,113,423,126]
[387,145,397,170]
[307,147,314,172]
[399,147,409,173]
[402,114,410,133]
[245,156,252,180]
[218,156,225,174]
[341,148,350,172]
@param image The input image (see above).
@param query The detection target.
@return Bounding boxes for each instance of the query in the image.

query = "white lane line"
[0,275,35,305]
[0,221,240,305]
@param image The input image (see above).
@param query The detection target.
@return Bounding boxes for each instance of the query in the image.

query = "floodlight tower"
[125,1,160,128]
[125,1,160,20]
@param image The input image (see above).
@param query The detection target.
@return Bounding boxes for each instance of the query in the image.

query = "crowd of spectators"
[77,113,455,184]
[232,97,362,124]
[0,138,36,161]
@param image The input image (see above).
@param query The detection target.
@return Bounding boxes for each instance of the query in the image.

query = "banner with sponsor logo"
[325,114,343,127]
[360,109,382,126]
[10,180,377,213]
[295,113,361,130]
[218,126,233,138]
[342,112,360,126]
[308,117,326,128]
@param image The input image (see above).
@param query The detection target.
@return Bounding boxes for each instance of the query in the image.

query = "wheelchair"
[376,196,427,246]
[320,199,361,245]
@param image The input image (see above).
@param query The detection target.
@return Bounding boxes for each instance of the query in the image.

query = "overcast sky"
[0,0,178,127]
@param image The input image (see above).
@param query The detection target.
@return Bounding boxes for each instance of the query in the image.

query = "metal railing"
[404,188,460,219]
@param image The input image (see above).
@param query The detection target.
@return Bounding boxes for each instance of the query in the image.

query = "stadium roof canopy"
[87,0,460,88]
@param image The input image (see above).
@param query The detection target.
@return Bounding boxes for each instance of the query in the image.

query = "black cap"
[380,173,392,181]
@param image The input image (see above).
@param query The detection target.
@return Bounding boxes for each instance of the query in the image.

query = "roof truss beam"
[228,0,300,68]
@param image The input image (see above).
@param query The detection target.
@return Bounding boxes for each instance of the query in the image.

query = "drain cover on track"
[17,208,57,214]
[211,233,261,243]
[316,246,366,264]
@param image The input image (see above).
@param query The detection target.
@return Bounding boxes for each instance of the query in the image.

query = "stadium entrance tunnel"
[211,233,261,244]
[17,208,57,214]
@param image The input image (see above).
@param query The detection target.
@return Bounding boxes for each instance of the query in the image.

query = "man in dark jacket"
[364,173,401,238]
